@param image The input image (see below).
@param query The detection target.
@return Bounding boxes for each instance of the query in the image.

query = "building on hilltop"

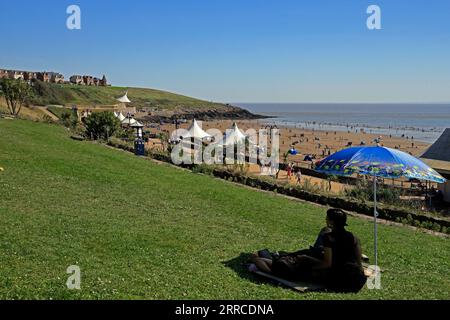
[23,71,37,82]
[83,75,94,86]
[1,67,109,86]
[99,75,108,86]
[8,70,24,80]
[0,69,9,79]
[70,75,84,85]
[48,72,65,84]
[37,72,51,82]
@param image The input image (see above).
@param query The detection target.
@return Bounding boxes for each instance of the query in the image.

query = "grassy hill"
[30,81,236,112]
[0,119,449,299]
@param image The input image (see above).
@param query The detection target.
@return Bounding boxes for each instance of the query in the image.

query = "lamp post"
[131,122,145,156]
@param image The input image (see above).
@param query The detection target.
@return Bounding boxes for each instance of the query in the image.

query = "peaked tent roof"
[182,119,212,139]
[117,91,131,103]
[223,122,247,145]
[421,128,450,175]
[114,112,126,121]
[117,112,126,121]
[121,117,139,126]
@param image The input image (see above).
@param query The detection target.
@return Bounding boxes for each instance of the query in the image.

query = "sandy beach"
[153,119,430,159]
[143,119,432,194]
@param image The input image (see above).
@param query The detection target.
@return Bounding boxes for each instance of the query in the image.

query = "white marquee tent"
[117,91,131,103]
[223,122,247,146]
[114,112,126,122]
[121,117,143,127]
[182,119,212,140]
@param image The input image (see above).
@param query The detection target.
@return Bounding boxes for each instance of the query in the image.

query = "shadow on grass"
[222,252,283,290]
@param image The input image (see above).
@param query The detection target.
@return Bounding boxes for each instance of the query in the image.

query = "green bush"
[345,181,402,205]
[84,111,120,140]
[192,164,216,175]
[59,109,79,129]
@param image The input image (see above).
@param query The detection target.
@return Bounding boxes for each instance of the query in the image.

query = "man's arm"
[296,247,332,271]
[311,247,332,270]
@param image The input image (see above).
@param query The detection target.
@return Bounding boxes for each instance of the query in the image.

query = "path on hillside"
[36,107,59,121]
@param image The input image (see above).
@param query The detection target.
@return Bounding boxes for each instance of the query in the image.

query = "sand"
[142,119,431,194]
[155,119,429,158]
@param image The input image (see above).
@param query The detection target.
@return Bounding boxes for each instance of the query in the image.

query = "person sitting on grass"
[250,208,367,293]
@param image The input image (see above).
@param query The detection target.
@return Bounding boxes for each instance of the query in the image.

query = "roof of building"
[421,128,450,176]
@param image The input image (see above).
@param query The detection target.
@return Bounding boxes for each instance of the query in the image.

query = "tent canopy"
[223,122,247,146]
[117,91,131,103]
[118,113,126,121]
[182,119,211,139]
[114,112,126,121]
[121,117,142,126]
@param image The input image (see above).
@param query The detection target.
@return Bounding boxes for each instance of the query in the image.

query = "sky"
[1,0,450,103]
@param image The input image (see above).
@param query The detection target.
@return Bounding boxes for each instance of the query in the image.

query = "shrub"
[60,109,79,129]
[344,181,402,205]
[192,164,216,175]
[84,111,120,140]
[298,178,321,194]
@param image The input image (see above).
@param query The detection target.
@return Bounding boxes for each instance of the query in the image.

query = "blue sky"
[1,0,450,103]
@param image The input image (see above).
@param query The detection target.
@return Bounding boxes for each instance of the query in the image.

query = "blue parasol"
[315,146,446,268]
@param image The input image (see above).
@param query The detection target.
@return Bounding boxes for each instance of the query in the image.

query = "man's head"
[326,208,348,229]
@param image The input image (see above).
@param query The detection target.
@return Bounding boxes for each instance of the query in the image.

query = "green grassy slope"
[30,81,232,111]
[0,119,449,299]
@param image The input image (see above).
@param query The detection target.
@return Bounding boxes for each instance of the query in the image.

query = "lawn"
[0,119,449,299]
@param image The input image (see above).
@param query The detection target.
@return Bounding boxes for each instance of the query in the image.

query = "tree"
[84,112,120,140]
[0,79,33,116]
[60,109,79,129]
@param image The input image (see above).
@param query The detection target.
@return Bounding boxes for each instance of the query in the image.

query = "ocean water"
[237,103,450,143]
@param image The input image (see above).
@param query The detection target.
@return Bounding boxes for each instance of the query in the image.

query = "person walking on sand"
[295,168,302,185]
[286,163,292,180]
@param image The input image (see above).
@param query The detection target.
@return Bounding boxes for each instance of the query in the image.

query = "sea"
[236,103,450,144]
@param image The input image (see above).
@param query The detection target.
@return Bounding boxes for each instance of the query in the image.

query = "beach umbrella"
[289,148,298,155]
[315,146,446,268]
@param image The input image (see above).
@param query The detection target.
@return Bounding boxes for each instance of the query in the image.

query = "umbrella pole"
[373,175,378,269]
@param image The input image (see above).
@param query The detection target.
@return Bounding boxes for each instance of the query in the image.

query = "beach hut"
[421,128,450,202]
[223,122,246,146]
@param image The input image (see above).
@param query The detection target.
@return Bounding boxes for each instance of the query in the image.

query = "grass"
[0,119,449,299]
[30,81,231,111]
